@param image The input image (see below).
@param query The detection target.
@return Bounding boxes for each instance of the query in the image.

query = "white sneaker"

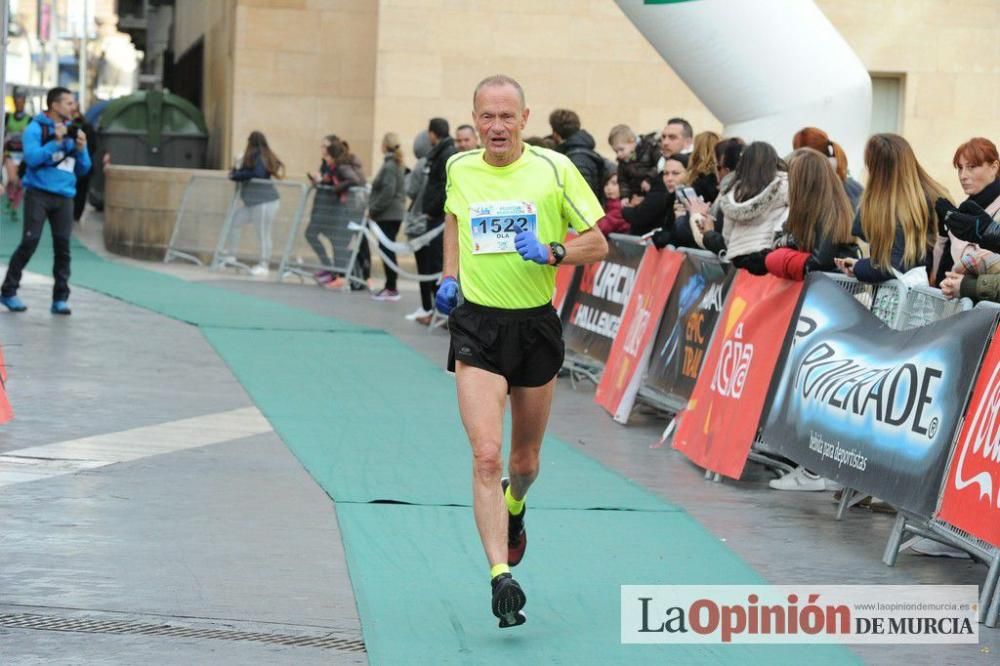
[908,537,970,559]
[768,466,841,491]
[405,307,432,321]
[249,263,269,277]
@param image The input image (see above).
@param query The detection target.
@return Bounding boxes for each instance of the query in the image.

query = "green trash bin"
[89,90,209,210]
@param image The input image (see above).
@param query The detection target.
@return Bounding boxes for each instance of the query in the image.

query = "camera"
[65,122,81,141]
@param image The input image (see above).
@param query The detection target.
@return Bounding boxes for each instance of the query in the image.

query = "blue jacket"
[229,152,279,206]
[22,113,92,198]
[851,212,930,283]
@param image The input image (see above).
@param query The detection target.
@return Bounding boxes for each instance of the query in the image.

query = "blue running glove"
[435,275,458,315]
[514,230,550,264]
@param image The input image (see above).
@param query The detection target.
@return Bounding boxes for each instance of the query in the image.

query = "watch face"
[550,242,566,263]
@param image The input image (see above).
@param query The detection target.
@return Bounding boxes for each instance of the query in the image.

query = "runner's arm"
[559,226,607,266]
[443,213,459,279]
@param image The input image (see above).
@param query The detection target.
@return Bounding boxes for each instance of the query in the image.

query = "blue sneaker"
[50,300,71,315]
[0,295,26,312]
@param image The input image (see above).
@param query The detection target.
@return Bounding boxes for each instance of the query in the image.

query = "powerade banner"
[937,330,1000,547]
[563,236,646,364]
[645,251,731,402]
[672,272,803,478]
[761,274,996,517]
[595,247,684,423]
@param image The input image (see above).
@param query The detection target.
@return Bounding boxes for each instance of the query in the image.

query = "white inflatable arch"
[615,0,871,169]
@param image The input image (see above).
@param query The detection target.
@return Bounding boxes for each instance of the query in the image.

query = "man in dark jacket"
[423,118,456,225]
[549,109,608,205]
[411,117,457,324]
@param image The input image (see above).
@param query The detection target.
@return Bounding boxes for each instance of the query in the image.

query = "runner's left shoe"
[491,572,527,628]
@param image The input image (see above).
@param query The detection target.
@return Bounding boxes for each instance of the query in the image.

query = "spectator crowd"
[216,108,1000,335]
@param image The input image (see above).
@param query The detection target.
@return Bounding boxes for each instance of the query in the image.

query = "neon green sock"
[491,563,510,579]
[505,484,525,516]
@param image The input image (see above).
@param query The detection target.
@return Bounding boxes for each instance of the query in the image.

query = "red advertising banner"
[937,332,1000,547]
[0,345,12,424]
[595,247,684,422]
[672,272,803,478]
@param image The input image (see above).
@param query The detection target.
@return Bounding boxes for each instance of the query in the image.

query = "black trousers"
[374,218,402,291]
[414,217,443,311]
[2,188,74,301]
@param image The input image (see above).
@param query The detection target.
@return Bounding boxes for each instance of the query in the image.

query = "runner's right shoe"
[501,478,527,566]
[490,573,526,628]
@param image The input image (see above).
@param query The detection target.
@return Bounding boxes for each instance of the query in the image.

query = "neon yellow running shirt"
[444,145,603,309]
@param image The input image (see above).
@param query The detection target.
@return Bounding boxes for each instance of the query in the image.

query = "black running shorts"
[447,301,565,388]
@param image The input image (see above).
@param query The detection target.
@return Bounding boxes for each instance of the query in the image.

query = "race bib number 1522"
[470,201,538,254]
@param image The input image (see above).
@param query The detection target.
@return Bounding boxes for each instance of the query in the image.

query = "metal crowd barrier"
[883,510,1000,627]
[900,297,1000,627]
[751,276,968,502]
[853,288,992,625]
[822,273,907,328]
[212,179,309,274]
[896,283,973,330]
[165,175,310,276]
[278,185,370,289]
[165,174,239,266]
[657,266,999,623]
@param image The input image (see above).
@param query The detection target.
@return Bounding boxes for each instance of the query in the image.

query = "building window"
[870,74,904,135]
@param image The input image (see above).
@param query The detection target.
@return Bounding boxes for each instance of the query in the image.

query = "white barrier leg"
[836,488,854,520]
[882,514,907,566]
[981,554,1000,626]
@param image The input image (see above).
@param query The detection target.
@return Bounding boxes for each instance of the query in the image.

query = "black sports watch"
[549,242,567,266]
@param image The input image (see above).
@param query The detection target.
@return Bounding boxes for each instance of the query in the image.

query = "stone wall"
[229,0,379,179]
[177,0,998,193]
[103,165,228,261]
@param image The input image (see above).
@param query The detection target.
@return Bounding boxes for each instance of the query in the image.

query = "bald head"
[472,74,529,167]
[473,74,526,111]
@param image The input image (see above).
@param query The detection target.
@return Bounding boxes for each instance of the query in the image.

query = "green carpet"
[337,504,850,665]
[202,327,673,510]
[204,327,855,663]
[0,222,857,663]
[0,227,364,331]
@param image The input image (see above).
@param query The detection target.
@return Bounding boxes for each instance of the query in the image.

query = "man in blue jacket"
[1,87,92,315]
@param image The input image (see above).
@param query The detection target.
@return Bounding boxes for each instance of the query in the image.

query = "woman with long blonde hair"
[837,133,950,283]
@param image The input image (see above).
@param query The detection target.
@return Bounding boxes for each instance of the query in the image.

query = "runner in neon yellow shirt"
[444,141,604,308]
[436,74,608,629]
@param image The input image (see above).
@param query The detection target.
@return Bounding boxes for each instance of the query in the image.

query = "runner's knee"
[508,450,539,478]
[471,443,503,480]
